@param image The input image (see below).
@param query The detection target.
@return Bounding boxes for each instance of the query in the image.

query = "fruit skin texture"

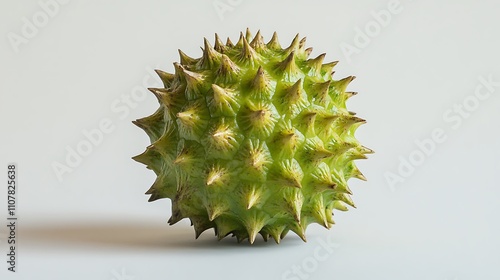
[133,29,372,244]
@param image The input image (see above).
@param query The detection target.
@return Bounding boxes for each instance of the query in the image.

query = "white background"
[1,1,499,279]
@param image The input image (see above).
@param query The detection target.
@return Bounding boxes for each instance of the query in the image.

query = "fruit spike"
[178,49,197,65]
[305,53,326,76]
[267,32,281,50]
[214,33,227,53]
[216,54,240,84]
[238,34,260,66]
[133,30,372,244]
[154,69,174,88]
[250,30,266,52]
[284,34,301,54]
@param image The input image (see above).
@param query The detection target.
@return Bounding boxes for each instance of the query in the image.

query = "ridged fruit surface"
[133,29,372,244]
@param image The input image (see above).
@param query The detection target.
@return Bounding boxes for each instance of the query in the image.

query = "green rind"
[133,29,372,244]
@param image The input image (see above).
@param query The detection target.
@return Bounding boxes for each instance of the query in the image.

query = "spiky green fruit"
[133,29,372,244]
